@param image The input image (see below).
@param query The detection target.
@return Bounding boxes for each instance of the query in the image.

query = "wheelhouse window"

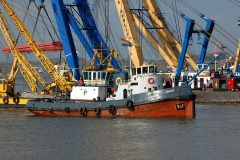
[142,67,148,74]
[93,72,97,80]
[132,68,136,76]
[101,72,106,80]
[149,66,155,73]
[137,68,141,75]
[98,72,101,80]
[83,72,89,80]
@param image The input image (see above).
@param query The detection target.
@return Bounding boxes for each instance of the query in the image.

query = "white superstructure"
[70,64,166,101]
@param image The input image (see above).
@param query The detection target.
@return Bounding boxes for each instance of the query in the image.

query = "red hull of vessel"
[29,99,195,118]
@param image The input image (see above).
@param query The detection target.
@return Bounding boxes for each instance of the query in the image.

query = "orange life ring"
[148,78,155,84]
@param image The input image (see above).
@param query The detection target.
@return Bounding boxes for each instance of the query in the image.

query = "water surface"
[0,104,240,160]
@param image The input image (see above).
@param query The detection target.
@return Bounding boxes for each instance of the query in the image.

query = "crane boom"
[50,0,122,78]
[0,10,40,92]
[143,0,197,71]
[2,41,63,53]
[7,59,18,83]
[0,0,73,92]
[176,15,195,78]
[197,16,215,64]
[115,0,144,67]
[73,0,122,71]
[132,13,177,70]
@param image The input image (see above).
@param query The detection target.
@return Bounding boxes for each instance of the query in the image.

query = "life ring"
[125,100,134,111]
[115,77,122,86]
[3,97,9,104]
[148,78,155,84]
[79,107,87,115]
[93,106,101,115]
[108,105,116,115]
[78,79,83,86]
[13,96,19,104]
[64,107,70,113]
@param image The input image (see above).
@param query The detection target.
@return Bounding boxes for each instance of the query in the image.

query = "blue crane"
[175,14,215,85]
[196,15,215,64]
[39,0,122,80]
[175,14,195,85]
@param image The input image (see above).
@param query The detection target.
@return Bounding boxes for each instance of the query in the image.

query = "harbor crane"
[142,0,197,71]
[0,0,74,94]
[0,9,48,93]
[38,0,122,81]
[115,0,216,76]
[115,0,197,71]
[115,0,144,67]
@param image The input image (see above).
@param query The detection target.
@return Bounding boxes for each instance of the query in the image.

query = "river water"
[0,103,240,160]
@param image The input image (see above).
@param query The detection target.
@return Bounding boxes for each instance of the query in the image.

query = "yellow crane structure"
[143,0,197,71]
[0,10,48,93]
[115,0,197,71]
[0,59,18,97]
[115,0,144,67]
[132,13,177,70]
[0,0,74,94]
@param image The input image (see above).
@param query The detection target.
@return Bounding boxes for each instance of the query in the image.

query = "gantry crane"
[175,15,195,84]
[116,0,215,73]
[38,0,122,80]
[197,16,215,64]
[0,0,74,94]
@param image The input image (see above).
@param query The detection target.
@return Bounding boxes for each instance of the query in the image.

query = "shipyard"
[0,0,240,159]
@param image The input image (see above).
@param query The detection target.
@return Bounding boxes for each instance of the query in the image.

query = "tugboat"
[25,64,196,118]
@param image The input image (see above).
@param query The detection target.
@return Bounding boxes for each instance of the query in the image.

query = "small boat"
[25,64,196,118]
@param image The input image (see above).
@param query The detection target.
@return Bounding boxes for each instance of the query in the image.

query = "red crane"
[2,41,63,53]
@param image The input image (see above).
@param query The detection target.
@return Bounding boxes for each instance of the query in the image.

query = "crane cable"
[132,11,173,58]
[179,0,238,46]
[171,0,182,44]
[14,0,31,43]
[96,0,127,66]
[14,0,60,61]
[3,1,45,91]
[32,1,60,41]
[228,0,240,7]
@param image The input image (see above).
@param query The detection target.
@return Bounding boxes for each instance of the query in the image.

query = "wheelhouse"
[131,64,157,76]
[82,70,116,86]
